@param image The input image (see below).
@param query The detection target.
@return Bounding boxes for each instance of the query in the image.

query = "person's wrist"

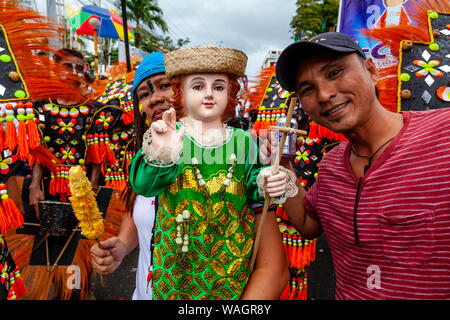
[280,156,294,170]
[116,236,133,258]
[29,183,41,190]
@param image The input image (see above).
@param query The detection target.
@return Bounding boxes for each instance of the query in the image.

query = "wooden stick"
[22,222,41,227]
[50,231,76,273]
[96,238,104,250]
[268,126,307,137]
[33,234,49,251]
[250,96,298,271]
[96,238,105,287]
[45,236,50,272]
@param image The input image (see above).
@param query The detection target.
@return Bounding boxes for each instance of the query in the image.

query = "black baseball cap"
[276,32,366,92]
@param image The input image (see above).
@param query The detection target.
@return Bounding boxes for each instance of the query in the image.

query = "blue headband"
[132,52,165,97]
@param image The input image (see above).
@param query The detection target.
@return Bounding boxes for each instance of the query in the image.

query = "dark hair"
[53,48,85,63]
[248,109,258,123]
[225,117,249,131]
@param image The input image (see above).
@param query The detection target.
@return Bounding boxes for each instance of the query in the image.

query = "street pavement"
[92,233,336,300]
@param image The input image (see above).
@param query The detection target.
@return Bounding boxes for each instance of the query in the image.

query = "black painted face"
[147,80,155,95]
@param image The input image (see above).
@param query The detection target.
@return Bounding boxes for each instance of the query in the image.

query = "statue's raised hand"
[145,108,184,162]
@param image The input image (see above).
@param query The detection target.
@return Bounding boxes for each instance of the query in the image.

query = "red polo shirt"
[306,109,450,299]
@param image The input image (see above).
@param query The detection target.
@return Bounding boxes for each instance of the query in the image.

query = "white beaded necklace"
[174,153,237,255]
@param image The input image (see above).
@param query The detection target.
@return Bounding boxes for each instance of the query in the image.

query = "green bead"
[5,115,14,122]
[429,43,439,51]
[26,113,35,119]
[44,136,51,142]
[267,88,273,92]
[79,159,85,165]
[429,11,438,19]
[14,90,26,99]
[0,54,11,63]
[16,114,26,121]
[400,73,411,82]
[82,135,86,141]
[280,103,286,108]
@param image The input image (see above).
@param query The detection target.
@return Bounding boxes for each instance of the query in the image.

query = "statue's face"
[182,73,229,123]
[384,0,406,7]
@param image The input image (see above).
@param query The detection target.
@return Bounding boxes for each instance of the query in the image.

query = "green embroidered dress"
[129,126,266,300]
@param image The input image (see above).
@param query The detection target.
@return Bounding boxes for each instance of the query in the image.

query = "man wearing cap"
[272,32,450,299]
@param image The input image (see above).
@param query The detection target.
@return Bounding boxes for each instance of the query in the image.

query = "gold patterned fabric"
[129,127,266,299]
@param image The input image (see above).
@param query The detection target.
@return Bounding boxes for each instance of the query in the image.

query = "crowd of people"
[0,0,449,301]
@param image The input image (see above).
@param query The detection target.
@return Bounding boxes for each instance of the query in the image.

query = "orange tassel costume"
[0,0,111,300]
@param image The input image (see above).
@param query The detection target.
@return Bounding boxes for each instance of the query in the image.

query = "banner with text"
[337,0,417,69]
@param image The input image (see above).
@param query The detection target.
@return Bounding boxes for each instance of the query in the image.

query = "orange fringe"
[4,118,17,151]
[364,0,449,56]
[2,196,23,230]
[17,119,29,161]
[0,119,4,151]
[363,0,450,112]
[246,65,276,115]
[5,231,95,300]
[308,122,347,142]
[26,102,40,150]
[29,145,60,174]
[0,1,87,102]
[4,186,125,300]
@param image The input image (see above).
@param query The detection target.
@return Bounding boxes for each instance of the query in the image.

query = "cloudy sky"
[36,0,297,80]
[156,0,297,79]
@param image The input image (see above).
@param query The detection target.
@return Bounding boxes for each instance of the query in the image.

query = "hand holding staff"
[250,95,305,271]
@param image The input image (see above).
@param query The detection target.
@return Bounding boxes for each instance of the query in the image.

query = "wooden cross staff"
[249,95,308,271]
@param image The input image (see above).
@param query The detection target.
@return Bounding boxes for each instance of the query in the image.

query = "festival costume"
[96,73,137,190]
[130,125,266,300]
[129,45,297,300]
[8,97,119,300]
[0,1,90,300]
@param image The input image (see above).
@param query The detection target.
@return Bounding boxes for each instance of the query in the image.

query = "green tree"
[290,0,339,40]
[115,0,168,49]
[139,32,190,53]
